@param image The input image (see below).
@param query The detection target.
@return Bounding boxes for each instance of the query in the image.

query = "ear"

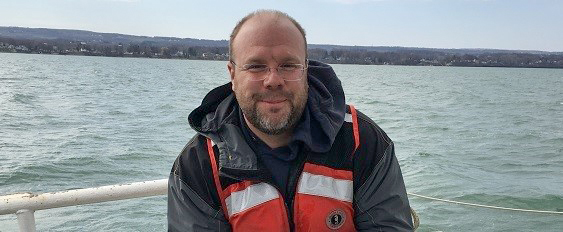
[227,62,236,91]
[227,62,235,81]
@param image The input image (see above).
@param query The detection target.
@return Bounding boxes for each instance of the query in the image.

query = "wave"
[0,142,23,148]
[1,155,137,189]
[0,77,22,81]
[10,93,36,104]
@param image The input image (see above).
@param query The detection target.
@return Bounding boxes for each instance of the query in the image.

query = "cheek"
[234,76,259,91]
[232,79,253,99]
[292,81,308,96]
[231,77,244,95]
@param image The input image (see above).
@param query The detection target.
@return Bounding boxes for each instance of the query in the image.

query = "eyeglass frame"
[230,59,308,81]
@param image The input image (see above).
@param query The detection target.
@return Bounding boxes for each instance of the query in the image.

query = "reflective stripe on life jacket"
[223,181,290,231]
[206,104,360,231]
[293,163,355,231]
[206,141,290,232]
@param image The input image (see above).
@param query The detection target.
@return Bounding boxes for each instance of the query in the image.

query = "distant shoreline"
[2,51,562,69]
[1,26,562,69]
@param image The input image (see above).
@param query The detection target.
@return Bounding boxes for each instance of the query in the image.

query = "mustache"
[252,91,293,101]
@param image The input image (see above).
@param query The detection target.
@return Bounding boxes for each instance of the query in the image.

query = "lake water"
[1,53,562,231]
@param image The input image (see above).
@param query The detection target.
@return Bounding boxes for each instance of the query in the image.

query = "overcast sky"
[1,0,562,52]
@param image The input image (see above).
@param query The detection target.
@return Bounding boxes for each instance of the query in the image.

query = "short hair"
[229,10,307,61]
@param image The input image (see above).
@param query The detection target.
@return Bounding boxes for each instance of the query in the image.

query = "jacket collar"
[188,60,346,170]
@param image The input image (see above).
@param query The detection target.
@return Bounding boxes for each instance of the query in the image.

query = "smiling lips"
[253,92,291,106]
[259,99,287,105]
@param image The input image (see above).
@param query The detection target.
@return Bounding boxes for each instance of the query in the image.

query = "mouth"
[253,92,291,106]
[260,99,287,104]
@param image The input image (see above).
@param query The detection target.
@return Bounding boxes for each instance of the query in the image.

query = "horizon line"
[1,25,561,53]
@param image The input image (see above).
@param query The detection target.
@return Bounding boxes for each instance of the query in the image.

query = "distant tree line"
[308,48,563,68]
[0,37,228,60]
[1,37,562,68]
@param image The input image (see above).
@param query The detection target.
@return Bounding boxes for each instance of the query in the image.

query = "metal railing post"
[16,209,36,232]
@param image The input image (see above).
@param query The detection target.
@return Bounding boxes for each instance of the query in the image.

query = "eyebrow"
[244,58,265,64]
[278,57,301,64]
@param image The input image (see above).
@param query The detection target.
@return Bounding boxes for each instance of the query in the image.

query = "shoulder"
[352,109,394,190]
[171,134,221,209]
[356,109,392,150]
[172,135,207,177]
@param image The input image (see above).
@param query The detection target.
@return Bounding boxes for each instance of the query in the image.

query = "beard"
[237,86,308,135]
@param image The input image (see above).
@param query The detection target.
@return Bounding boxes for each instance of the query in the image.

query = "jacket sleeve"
[168,136,231,232]
[353,116,414,231]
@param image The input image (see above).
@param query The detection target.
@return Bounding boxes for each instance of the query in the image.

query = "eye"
[243,64,268,73]
[279,64,301,71]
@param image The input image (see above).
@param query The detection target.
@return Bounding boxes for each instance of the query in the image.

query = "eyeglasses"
[230,60,307,81]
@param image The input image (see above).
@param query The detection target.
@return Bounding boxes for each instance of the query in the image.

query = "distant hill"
[0,26,227,47]
[308,44,562,56]
[2,26,561,55]
[2,26,562,68]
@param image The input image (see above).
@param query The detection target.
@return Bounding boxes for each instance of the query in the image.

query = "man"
[168,10,413,231]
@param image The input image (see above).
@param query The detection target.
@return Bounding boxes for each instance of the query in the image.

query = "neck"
[244,116,293,148]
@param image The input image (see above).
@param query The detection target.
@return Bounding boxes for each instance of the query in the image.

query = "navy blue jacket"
[168,60,413,231]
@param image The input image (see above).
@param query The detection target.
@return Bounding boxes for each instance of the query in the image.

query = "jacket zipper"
[286,147,309,231]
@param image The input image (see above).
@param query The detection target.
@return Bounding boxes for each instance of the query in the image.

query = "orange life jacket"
[207,105,360,231]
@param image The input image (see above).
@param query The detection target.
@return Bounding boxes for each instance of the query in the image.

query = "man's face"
[228,15,308,135]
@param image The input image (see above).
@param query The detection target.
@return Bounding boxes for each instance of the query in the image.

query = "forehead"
[232,14,306,62]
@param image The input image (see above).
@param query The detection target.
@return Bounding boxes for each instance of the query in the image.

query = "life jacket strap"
[349,104,360,155]
[206,138,229,220]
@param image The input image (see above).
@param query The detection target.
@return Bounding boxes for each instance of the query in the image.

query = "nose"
[262,67,285,89]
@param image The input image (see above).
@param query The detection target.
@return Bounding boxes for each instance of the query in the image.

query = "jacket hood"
[300,60,346,152]
[188,60,346,168]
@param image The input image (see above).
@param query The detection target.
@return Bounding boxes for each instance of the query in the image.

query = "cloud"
[322,0,496,4]
[100,0,140,2]
[320,0,436,4]
[328,0,494,3]
[329,0,386,3]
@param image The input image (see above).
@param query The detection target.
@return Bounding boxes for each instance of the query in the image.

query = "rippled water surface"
[1,53,562,231]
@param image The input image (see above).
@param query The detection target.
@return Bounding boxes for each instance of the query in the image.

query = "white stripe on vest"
[344,113,353,123]
[297,172,353,203]
[225,182,280,216]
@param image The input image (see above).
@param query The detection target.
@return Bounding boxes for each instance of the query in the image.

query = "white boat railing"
[0,179,168,232]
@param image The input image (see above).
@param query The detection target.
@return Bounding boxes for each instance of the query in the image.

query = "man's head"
[228,10,308,136]
[229,10,307,62]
